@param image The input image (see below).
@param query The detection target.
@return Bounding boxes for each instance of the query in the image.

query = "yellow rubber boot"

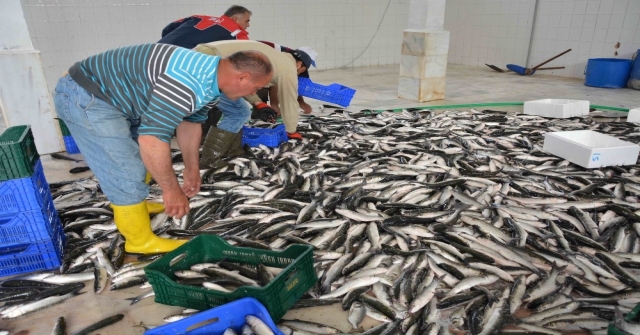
[143,172,165,214]
[112,201,187,254]
[146,201,165,214]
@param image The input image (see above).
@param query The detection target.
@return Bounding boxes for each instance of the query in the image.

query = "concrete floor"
[4,63,640,334]
[312,63,640,111]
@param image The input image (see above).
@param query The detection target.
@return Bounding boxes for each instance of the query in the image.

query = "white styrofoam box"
[627,108,640,123]
[524,99,590,118]
[543,130,640,169]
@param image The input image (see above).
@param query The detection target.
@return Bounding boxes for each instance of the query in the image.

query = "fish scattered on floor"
[4,109,640,335]
[51,316,66,335]
[69,166,91,174]
[69,313,124,335]
[50,153,83,163]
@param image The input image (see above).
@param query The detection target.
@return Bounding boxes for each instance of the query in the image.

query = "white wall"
[529,0,640,78]
[445,0,536,68]
[21,0,409,91]
[0,0,62,154]
[445,0,640,79]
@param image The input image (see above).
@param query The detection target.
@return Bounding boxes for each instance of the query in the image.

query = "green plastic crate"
[0,126,40,181]
[144,235,317,322]
[57,119,71,136]
[608,303,640,335]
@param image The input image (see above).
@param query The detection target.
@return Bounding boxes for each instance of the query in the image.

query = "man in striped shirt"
[54,43,272,254]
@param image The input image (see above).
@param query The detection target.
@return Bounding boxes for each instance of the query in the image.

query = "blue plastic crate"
[144,298,284,335]
[63,135,80,154]
[0,220,64,277]
[0,159,52,217]
[0,196,61,246]
[241,124,288,148]
[298,78,356,107]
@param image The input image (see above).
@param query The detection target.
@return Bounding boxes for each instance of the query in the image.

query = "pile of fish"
[176,261,279,292]
[3,108,640,335]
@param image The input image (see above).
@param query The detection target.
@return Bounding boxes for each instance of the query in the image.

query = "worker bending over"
[54,44,272,254]
[194,40,317,168]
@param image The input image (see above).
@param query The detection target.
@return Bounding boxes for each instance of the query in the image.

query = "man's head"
[292,47,318,75]
[224,5,251,30]
[218,50,273,100]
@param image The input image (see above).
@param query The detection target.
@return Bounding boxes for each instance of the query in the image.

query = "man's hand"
[256,102,277,122]
[181,166,201,197]
[175,120,202,199]
[287,132,303,140]
[163,186,190,218]
[272,105,282,116]
[139,134,189,218]
[300,102,312,114]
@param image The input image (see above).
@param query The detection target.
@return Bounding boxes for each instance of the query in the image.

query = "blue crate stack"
[0,134,65,278]
[63,135,80,154]
[58,119,80,154]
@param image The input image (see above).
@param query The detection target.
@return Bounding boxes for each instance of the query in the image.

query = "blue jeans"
[216,92,252,133]
[53,75,148,206]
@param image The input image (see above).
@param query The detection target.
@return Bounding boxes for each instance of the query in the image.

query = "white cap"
[297,46,318,67]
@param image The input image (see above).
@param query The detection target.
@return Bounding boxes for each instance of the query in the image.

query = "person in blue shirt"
[54,44,272,254]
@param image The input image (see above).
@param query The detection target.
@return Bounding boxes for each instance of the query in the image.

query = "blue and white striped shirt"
[69,43,220,142]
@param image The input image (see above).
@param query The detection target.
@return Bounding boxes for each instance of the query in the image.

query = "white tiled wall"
[445,0,537,68]
[21,0,409,90]
[529,0,640,78]
[446,0,640,79]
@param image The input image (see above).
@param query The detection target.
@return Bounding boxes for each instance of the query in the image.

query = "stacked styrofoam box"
[0,126,64,277]
[628,108,640,123]
[543,130,640,169]
[524,99,590,118]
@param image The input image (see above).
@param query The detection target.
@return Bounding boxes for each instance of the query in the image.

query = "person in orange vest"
[159,5,251,49]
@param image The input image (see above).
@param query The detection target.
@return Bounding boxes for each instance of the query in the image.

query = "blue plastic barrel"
[585,58,633,88]
[628,50,640,90]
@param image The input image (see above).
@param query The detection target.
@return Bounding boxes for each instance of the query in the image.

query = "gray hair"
[227,50,273,81]
[224,5,251,17]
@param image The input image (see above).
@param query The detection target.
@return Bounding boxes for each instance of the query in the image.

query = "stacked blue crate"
[0,128,65,277]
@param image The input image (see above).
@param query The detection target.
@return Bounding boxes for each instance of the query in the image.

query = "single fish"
[51,153,83,162]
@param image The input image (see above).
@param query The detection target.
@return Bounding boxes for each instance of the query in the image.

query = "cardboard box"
[543,130,640,168]
[524,99,590,118]
[628,108,640,123]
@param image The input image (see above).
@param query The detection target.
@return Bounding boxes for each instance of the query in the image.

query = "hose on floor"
[373,102,630,113]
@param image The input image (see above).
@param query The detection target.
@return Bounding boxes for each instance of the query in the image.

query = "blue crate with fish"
[241,124,288,148]
[0,219,65,277]
[298,77,356,107]
[0,159,52,217]
[63,135,80,154]
[0,194,59,247]
[144,298,284,335]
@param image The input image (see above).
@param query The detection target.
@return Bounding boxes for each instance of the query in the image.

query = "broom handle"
[532,49,572,70]
[536,66,565,70]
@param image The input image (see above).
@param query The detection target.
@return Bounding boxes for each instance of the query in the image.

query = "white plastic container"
[627,108,640,123]
[543,130,640,168]
[524,99,590,118]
